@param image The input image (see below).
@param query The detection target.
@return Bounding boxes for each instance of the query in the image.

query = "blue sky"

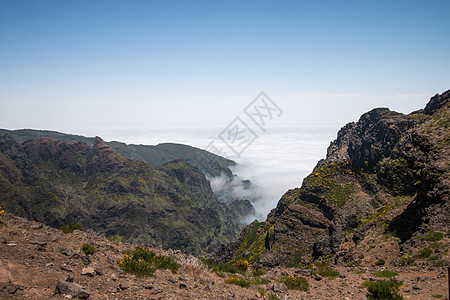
[1,0,449,131]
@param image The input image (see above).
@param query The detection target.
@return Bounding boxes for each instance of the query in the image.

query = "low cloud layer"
[207,126,337,221]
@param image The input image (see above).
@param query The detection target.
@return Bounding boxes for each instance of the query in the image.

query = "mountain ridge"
[214,90,450,270]
[0,134,247,255]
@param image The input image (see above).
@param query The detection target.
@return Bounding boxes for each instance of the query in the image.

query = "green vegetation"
[61,221,83,234]
[281,274,309,291]
[302,160,355,207]
[414,248,432,259]
[361,205,397,225]
[374,259,385,266]
[249,276,270,285]
[201,258,240,274]
[432,294,443,298]
[109,234,123,242]
[81,243,95,255]
[373,270,398,278]
[235,223,268,264]
[362,279,403,300]
[400,254,415,266]
[118,246,180,277]
[429,242,444,249]
[311,261,339,278]
[286,249,305,267]
[251,267,267,277]
[419,230,444,241]
[267,292,280,300]
[376,157,415,196]
[225,276,250,288]
[346,259,362,267]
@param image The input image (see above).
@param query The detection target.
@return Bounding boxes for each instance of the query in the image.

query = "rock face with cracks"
[216,90,450,270]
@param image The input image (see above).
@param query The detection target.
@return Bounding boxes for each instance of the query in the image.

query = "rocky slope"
[0,135,245,255]
[0,213,447,299]
[215,90,449,272]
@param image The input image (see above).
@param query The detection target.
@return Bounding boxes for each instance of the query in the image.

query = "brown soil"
[0,214,448,300]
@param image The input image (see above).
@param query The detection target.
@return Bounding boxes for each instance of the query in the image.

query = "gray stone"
[81,267,96,277]
[54,280,89,299]
[119,282,130,290]
[272,282,288,293]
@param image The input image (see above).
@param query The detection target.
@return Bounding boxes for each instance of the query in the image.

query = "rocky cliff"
[0,135,244,255]
[216,90,449,269]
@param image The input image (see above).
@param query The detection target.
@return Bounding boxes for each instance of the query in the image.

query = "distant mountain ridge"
[0,129,235,178]
[0,134,249,255]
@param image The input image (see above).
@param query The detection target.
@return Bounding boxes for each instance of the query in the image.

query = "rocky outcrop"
[216,90,450,267]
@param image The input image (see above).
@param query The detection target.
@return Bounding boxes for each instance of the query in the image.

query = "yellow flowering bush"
[0,205,4,216]
[225,276,250,288]
[118,246,180,277]
[233,259,250,272]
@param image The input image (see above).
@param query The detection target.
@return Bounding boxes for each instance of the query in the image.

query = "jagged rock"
[81,267,96,277]
[119,282,131,290]
[217,90,450,268]
[1,281,23,295]
[272,282,288,293]
[54,280,89,299]
[61,249,73,256]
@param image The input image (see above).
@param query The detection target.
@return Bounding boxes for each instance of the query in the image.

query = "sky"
[1,0,450,218]
[1,0,449,130]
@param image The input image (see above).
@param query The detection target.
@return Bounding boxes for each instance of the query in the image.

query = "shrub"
[414,248,432,259]
[374,270,398,278]
[312,261,339,278]
[118,246,180,277]
[201,258,240,274]
[347,259,362,267]
[225,276,250,288]
[251,266,267,277]
[362,279,403,299]
[233,259,250,272]
[81,244,95,255]
[374,259,385,266]
[420,230,444,241]
[400,254,415,266]
[249,276,270,285]
[281,274,309,291]
[429,242,444,249]
[109,234,123,243]
[61,221,83,234]
[267,292,280,300]
[286,249,305,267]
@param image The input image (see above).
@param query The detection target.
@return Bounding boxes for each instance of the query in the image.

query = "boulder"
[54,280,89,299]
